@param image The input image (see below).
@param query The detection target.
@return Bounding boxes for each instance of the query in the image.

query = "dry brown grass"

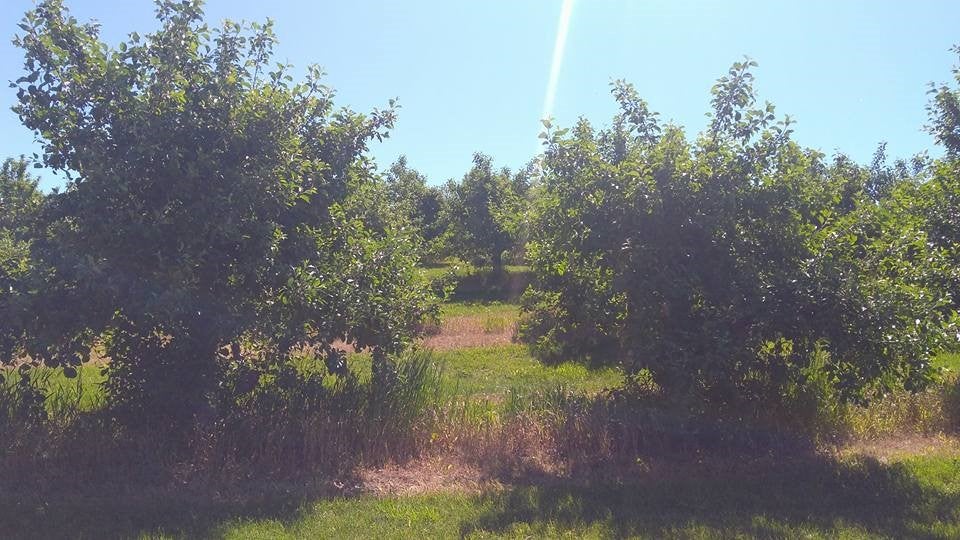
[358,456,496,496]
[328,313,517,353]
[349,430,960,498]
[346,414,960,497]
[837,434,960,462]
[421,314,516,350]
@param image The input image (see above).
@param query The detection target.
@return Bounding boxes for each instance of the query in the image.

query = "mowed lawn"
[441,300,520,319]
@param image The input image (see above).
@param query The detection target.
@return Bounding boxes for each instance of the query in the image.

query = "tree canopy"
[3,0,436,425]
[0,1,957,424]
[444,153,527,272]
[520,62,956,405]
[384,156,446,262]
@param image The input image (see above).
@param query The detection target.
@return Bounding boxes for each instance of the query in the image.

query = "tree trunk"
[492,250,504,275]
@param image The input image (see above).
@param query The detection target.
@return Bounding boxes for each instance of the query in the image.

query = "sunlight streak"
[541,0,576,124]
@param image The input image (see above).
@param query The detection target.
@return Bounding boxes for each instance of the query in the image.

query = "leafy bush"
[921,45,960,321]
[521,61,955,407]
[2,0,436,428]
[0,349,450,487]
[384,157,447,263]
[0,158,43,362]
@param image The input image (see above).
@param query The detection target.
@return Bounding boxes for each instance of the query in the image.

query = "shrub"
[0,349,450,488]
[3,0,437,429]
[521,62,954,407]
[203,348,449,476]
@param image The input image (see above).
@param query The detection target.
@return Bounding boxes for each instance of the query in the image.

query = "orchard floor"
[4,286,960,538]
[224,318,960,540]
[5,437,960,539]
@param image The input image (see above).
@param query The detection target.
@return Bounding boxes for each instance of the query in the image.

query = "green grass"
[2,352,958,538]
[441,301,520,319]
[214,452,960,539]
[935,351,960,375]
[1,363,105,413]
[440,300,520,338]
[5,451,958,539]
[419,262,470,282]
[347,344,621,400]
[436,344,620,398]
[419,260,530,281]
[420,260,533,303]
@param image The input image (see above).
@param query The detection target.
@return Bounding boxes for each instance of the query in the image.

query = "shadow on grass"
[0,481,348,539]
[462,455,960,538]
[3,367,959,537]
[449,268,532,304]
[4,453,958,538]
[0,351,446,539]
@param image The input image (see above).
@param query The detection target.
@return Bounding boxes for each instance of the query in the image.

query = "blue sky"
[1,0,958,190]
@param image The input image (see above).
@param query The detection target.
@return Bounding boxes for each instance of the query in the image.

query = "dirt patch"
[328,314,517,353]
[353,434,960,497]
[421,315,516,350]
[838,434,960,462]
[358,456,500,495]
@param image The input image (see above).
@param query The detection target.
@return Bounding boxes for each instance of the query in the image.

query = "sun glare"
[541,0,576,124]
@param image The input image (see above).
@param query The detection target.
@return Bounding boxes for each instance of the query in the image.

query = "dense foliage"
[0,157,43,282]
[1,0,957,426]
[928,44,960,157]
[1,0,436,425]
[520,62,957,405]
[923,47,960,315]
[444,153,528,272]
[0,158,44,365]
[383,156,446,262]
[921,162,960,315]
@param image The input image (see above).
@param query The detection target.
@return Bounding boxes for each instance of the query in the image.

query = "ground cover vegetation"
[0,0,959,537]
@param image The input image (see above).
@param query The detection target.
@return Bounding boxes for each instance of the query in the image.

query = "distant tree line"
[383,153,532,273]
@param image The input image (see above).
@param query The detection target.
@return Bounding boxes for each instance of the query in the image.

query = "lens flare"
[541,0,576,123]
